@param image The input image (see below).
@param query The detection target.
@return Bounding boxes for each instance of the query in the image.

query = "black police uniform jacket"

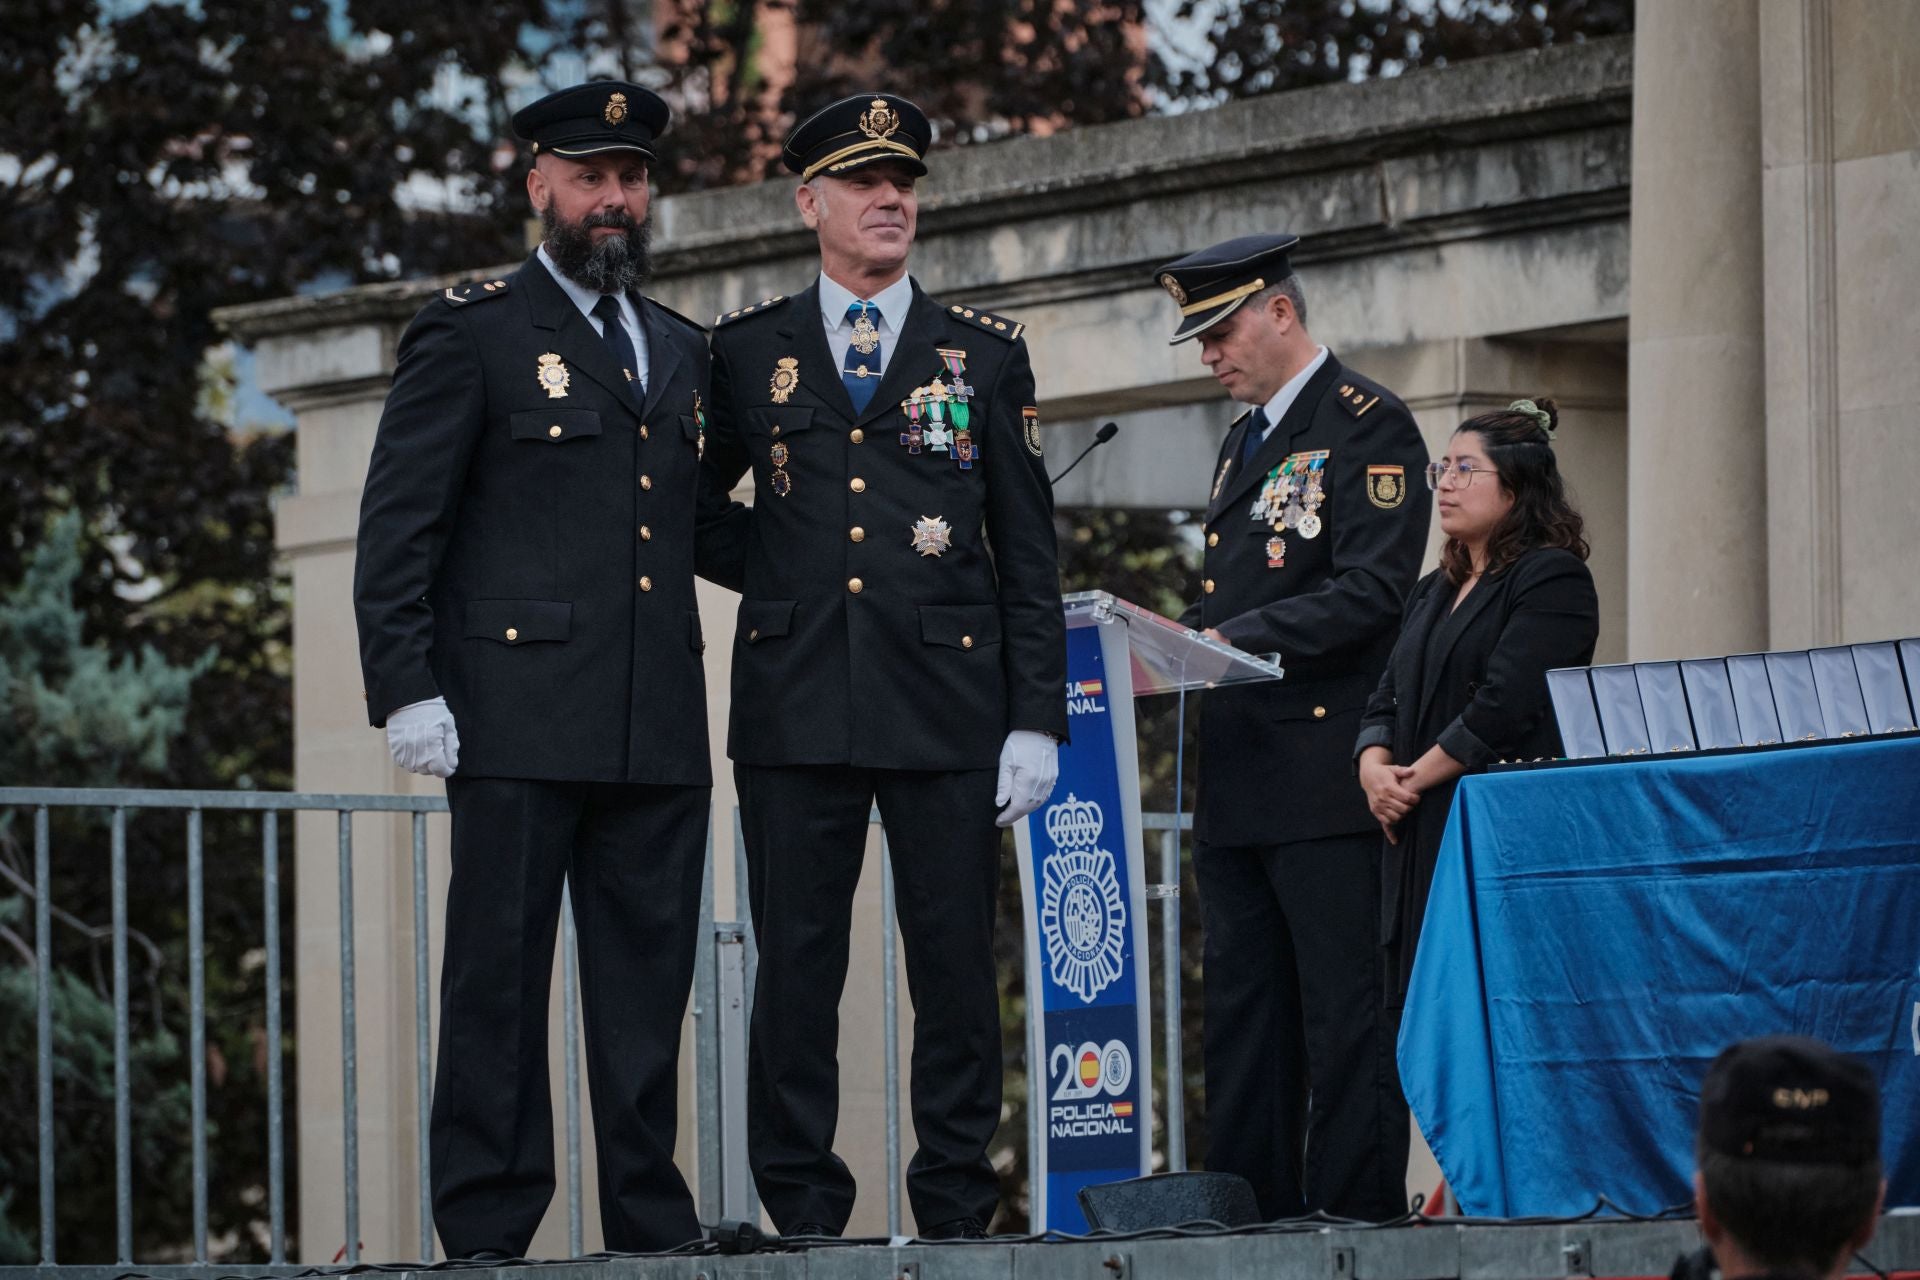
[354,254,746,784]
[703,282,1069,769]
[1181,354,1431,845]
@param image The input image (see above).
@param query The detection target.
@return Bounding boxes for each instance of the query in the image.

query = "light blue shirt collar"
[537,243,647,382]
[818,271,914,337]
[1257,345,1329,438]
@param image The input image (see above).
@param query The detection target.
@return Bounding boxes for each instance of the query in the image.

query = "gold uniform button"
[639,424,649,440]
[640,475,653,490]
[771,424,781,437]
[639,576,653,592]
[849,526,865,542]
[1204,579,1216,594]
[548,425,563,438]
[962,635,974,650]
[1207,532,1220,548]
[848,577,864,594]
[639,525,652,541]
[849,428,865,444]
[505,627,518,641]
[849,477,866,493]
[749,628,760,640]
[1313,705,1327,719]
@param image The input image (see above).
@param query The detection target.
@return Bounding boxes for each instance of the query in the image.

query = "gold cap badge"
[604,92,628,126]
[1159,273,1188,306]
[859,98,900,141]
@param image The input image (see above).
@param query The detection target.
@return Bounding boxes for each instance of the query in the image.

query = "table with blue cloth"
[1399,735,1920,1217]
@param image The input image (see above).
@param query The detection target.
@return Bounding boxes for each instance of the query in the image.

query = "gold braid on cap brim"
[802,139,922,181]
[1179,277,1266,317]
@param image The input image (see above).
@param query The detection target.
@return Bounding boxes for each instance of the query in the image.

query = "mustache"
[582,208,637,231]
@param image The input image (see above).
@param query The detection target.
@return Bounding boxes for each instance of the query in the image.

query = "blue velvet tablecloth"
[1399,736,1920,1216]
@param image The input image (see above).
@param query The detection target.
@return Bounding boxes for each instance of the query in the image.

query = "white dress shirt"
[537,243,650,389]
[818,270,914,381]
[1254,345,1330,441]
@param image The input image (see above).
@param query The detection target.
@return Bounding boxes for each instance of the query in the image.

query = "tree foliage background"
[1,0,1629,1256]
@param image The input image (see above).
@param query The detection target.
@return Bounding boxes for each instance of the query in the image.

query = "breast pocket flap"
[509,409,604,443]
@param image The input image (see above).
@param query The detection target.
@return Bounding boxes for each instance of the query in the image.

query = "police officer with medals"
[701,93,1068,1239]
[1159,234,1430,1221]
[353,82,745,1257]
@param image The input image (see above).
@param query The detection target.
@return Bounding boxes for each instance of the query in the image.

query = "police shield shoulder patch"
[1367,464,1406,509]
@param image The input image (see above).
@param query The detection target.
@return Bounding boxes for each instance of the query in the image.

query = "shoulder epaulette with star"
[946,303,1024,342]
[1333,379,1383,419]
[440,278,511,307]
[714,294,792,327]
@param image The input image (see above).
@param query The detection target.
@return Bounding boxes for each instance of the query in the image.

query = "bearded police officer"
[1159,234,1430,1221]
[701,93,1068,1239]
[354,81,744,1257]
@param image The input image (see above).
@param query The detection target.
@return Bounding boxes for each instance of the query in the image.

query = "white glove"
[995,730,1060,828]
[386,696,461,778]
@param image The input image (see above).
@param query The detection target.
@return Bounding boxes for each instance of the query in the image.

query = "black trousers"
[1193,831,1409,1222]
[736,763,1003,1234]
[431,776,708,1256]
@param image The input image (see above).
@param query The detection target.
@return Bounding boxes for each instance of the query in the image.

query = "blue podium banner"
[1015,622,1154,1231]
[1401,736,1920,1217]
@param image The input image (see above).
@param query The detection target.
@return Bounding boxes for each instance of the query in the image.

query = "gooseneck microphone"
[1049,422,1120,486]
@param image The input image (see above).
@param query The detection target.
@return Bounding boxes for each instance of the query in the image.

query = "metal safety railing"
[0,786,1192,1264]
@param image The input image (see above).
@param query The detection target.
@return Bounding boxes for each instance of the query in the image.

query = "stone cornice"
[216,36,1630,342]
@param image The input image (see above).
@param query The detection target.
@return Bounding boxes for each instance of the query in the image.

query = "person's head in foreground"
[1691,1036,1884,1280]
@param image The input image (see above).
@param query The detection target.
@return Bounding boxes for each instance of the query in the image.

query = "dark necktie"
[591,294,644,402]
[1239,405,1272,468]
[841,300,884,413]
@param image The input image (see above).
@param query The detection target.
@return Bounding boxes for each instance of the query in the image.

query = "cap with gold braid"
[783,93,932,182]
[1153,233,1302,345]
[512,80,670,161]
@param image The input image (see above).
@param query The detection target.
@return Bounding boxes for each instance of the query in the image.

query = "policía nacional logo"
[1066,676,1106,716]
[1040,794,1128,1004]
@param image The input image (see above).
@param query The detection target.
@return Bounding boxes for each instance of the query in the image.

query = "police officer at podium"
[701,93,1068,1238]
[354,81,744,1257]
[1159,234,1430,1221]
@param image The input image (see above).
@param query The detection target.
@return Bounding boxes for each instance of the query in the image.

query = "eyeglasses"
[1424,460,1499,490]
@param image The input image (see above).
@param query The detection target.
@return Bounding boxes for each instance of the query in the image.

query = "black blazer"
[702,281,1068,769]
[1354,546,1599,998]
[353,253,746,784]
[1180,354,1432,845]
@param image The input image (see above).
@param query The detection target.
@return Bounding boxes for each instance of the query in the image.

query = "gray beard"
[541,204,652,295]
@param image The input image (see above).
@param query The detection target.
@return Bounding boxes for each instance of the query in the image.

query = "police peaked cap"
[513,81,670,161]
[783,93,931,181]
[1153,233,1303,344]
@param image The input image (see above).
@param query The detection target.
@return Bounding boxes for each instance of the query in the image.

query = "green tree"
[0,515,205,1262]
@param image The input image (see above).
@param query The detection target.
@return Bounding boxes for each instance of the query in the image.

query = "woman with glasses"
[1352,398,1599,1004]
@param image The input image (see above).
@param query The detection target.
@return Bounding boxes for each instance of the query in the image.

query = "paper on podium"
[1061,591,1284,696]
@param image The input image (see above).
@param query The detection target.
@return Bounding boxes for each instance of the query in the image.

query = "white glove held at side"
[386,696,460,778]
[994,729,1060,828]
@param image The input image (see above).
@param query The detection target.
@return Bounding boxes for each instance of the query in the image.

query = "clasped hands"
[1358,745,1422,845]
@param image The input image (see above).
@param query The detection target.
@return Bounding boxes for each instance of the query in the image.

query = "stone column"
[1760,0,1920,646]
[1626,3,1770,659]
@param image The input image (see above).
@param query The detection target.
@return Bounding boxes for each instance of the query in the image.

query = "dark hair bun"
[1533,396,1560,439]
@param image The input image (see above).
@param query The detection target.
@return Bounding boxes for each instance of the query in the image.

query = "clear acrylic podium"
[1018,592,1282,1216]
[1062,590,1286,693]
